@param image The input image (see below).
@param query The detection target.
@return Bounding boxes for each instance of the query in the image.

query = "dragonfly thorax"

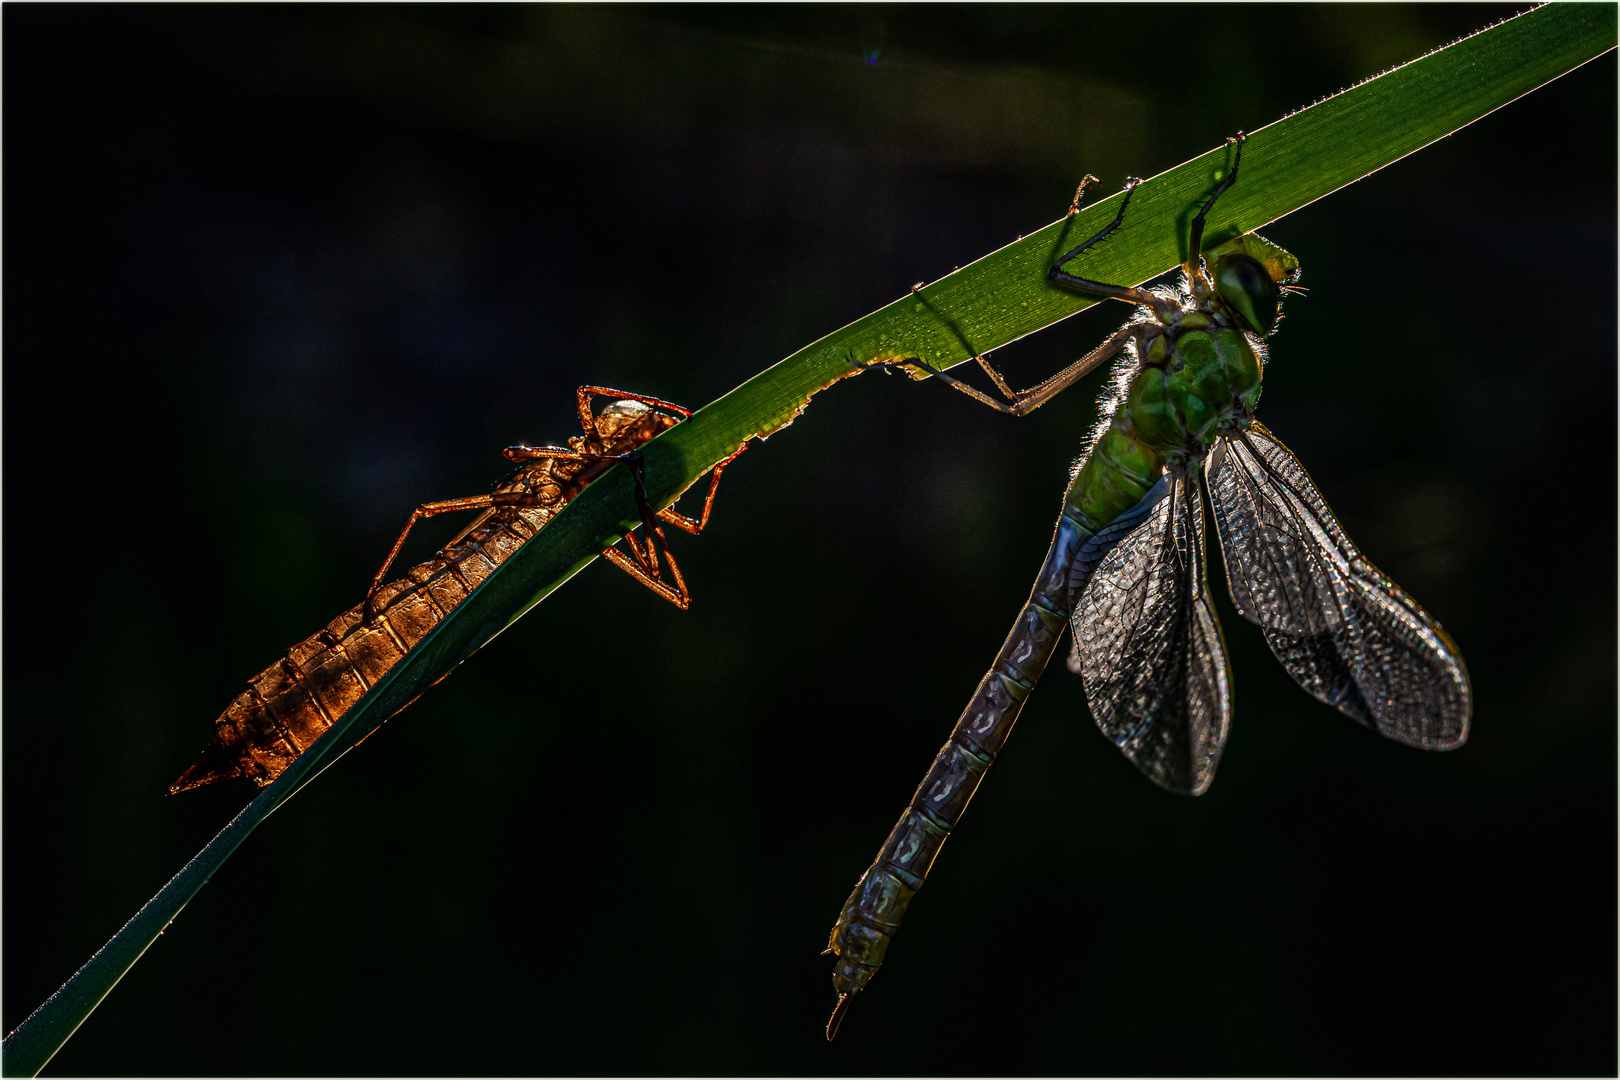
[1063,310,1265,535]
[1130,320,1263,450]
[1057,232,1301,538]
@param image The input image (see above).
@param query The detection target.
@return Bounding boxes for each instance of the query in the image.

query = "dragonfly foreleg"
[1054,174,1139,261]
[1185,133,1245,277]
[1064,173,1101,217]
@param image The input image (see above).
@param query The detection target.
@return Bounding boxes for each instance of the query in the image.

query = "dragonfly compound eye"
[1212,253,1279,335]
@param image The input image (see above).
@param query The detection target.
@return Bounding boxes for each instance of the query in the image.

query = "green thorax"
[1062,233,1302,537]
[1063,319,1260,533]
[1062,233,1296,535]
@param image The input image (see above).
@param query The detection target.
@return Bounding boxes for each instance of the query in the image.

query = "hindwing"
[1069,472,1232,794]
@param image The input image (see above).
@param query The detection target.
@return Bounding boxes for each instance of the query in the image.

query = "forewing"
[1070,473,1232,795]
[1205,423,1471,749]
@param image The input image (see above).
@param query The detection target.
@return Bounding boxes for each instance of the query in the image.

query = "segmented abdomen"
[170,499,555,794]
[826,512,1085,997]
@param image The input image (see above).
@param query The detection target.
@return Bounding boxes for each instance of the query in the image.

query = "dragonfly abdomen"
[826,518,1085,1009]
[828,319,1269,1025]
[1066,422,1164,533]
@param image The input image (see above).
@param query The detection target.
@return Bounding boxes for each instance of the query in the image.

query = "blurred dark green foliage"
[5,5,1614,1074]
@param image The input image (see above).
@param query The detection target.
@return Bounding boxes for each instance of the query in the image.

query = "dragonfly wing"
[1069,472,1232,795]
[1204,423,1471,749]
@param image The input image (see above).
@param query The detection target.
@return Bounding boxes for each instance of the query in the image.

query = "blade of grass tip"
[5,6,1611,1075]
[2,795,282,1078]
[2,562,466,1077]
[3,764,308,1075]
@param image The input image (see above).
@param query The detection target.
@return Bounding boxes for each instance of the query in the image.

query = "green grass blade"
[3,5,1610,1076]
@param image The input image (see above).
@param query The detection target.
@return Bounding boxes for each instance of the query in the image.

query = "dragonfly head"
[1205,232,1299,336]
[1211,252,1280,336]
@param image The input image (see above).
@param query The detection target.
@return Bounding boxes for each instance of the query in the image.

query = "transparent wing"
[1069,472,1232,795]
[1205,423,1471,749]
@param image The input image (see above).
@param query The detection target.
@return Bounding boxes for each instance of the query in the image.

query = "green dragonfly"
[826,135,1472,1038]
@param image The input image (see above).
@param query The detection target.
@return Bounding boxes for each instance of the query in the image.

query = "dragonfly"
[825,134,1472,1038]
[171,386,742,794]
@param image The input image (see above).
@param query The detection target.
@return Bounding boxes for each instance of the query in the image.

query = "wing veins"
[1072,474,1232,793]
[1213,426,1470,748]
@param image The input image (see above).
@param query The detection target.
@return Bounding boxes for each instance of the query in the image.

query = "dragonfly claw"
[848,353,939,381]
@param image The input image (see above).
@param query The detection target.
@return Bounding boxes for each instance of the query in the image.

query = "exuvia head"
[1212,252,1280,335]
[596,399,679,442]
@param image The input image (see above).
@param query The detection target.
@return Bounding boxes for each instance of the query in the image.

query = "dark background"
[5,5,1615,1075]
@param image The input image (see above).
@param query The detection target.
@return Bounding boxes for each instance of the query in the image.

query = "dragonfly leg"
[505,443,707,606]
[856,169,1148,412]
[514,437,748,539]
[620,450,668,546]
[1185,133,1245,278]
[851,353,1022,414]
[972,351,1019,400]
[1064,173,1101,217]
[516,399,739,607]
[1056,173,1137,257]
[1048,176,1166,312]
[982,325,1138,414]
[575,385,692,436]
[508,442,728,606]
[854,321,1136,417]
